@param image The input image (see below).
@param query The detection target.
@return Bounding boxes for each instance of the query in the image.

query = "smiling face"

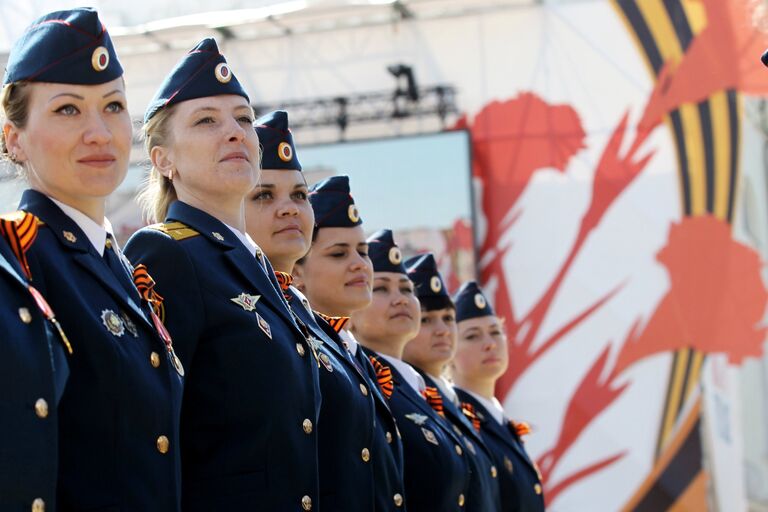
[151,94,259,206]
[294,225,373,316]
[403,306,458,376]
[3,78,132,214]
[350,271,421,354]
[245,169,314,272]
[453,315,509,383]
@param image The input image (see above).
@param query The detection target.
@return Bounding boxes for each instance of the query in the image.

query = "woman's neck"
[353,333,407,360]
[177,188,245,231]
[454,375,496,399]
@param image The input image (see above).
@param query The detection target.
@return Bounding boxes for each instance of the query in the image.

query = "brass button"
[150,352,161,368]
[31,498,45,512]
[156,435,169,454]
[34,398,48,419]
[296,343,306,357]
[393,493,403,507]
[359,383,368,396]
[302,419,313,434]
[490,465,498,478]
[534,483,542,495]
[455,444,463,456]
[458,493,465,506]
[385,431,393,444]
[301,495,312,511]
[105,238,112,249]
[361,447,370,462]
[19,307,32,324]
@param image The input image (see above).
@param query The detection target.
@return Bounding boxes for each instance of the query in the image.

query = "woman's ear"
[3,120,27,162]
[150,145,174,179]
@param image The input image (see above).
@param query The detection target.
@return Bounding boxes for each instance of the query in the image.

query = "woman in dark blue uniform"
[452,281,546,511]
[245,111,400,511]
[1,9,183,510]
[293,174,407,510]
[350,230,471,511]
[403,253,502,512]
[124,41,321,511]
[0,227,68,511]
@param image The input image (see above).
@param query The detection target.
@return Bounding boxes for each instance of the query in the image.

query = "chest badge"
[121,311,138,337]
[231,293,260,312]
[405,412,428,426]
[101,309,125,337]
[421,427,439,445]
[256,312,272,339]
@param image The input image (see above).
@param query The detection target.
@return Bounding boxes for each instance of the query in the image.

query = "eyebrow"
[253,182,308,189]
[49,89,123,102]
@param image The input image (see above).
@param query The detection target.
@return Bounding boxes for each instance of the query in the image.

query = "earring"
[168,168,174,182]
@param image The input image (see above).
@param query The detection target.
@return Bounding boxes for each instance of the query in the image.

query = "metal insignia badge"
[256,312,272,339]
[101,309,125,337]
[465,439,477,455]
[62,230,77,243]
[231,293,260,312]
[405,413,428,426]
[121,312,138,337]
[347,204,360,223]
[504,456,514,474]
[421,427,439,445]
[214,62,232,83]
[430,275,442,293]
[91,46,109,71]
[278,142,293,162]
[170,348,185,377]
[212,231,225,241]
[319,352,334,373]
[388,247,402,265]
[474,293,487,309]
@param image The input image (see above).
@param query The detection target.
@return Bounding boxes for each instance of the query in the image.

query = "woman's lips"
[78,154,116,167]
[220,151,249,162]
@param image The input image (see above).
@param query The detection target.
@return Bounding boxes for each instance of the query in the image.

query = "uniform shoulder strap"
[147,221,200,241]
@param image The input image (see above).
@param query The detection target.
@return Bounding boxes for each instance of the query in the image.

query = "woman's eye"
[444,315,455,323]
[329,252,346,258]
[421,317,431,324]
[105,101,125,113]
[400,287,413,295]
[357,250,369,258]
[238,115,254,124]
[372,286,387,293]
[55,104,79,116]
[252,191,272,200]
[195,116,215,125]
[292,191,308,200]
[464,334,479,341]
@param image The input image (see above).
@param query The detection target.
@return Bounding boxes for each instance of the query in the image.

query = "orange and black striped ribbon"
[510,419,532,438]
[132,264,165,319]
[460,402,482,432]
[274,271,294,301]
[0,211,39,279]
[369,356,394,399]
[316,312,350,333]
[423,386,446,418]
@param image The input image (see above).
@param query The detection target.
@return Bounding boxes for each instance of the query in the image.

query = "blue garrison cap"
[308,175,362,229]
[256,110,302,171]
[368,229,406,274]
[453,281,494,322]
[145,38,249,123]
[4,8,123,85]
[405,253,453,310]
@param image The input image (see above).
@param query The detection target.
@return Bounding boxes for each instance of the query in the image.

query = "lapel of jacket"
[166,201,300,333]
[457,389,538,473]
[20,190,151,329]
[421,372,490,454]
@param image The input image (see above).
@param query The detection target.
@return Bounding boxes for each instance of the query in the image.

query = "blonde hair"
[136,105,178,223]
[0,82,31,175]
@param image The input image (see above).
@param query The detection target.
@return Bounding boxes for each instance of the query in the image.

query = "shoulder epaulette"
[148,221,199,241]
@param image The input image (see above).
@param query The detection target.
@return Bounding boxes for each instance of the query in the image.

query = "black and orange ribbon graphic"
[274,271,293,301]
[510,419,532,438]
[132,264,165,320]
[0,211,39,279]
[316,312,350,333]
[369,356,394,399]
[423,386,445,418]
[461,402,482,432]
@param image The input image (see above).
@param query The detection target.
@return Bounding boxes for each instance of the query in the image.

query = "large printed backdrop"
[459,0,768,509]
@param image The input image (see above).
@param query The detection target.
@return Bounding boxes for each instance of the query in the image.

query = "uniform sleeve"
[124,228,205,370]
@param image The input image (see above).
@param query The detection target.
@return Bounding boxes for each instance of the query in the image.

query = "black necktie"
[103,235,138,299]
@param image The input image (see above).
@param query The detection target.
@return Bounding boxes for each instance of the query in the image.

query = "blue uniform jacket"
[300,303,408,511]
[124,200,322,512]
[420,373,502,512]
[19,189,183,511]
[365,348,470,512]
[454,388,545,512]
[0,236,68,511]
